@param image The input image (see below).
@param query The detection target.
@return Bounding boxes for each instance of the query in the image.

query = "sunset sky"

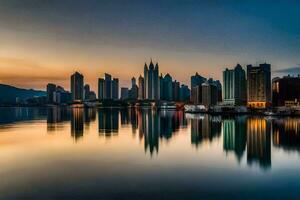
[0,0,300,91]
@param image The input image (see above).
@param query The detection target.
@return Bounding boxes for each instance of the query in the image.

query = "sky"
[0,0,300,91]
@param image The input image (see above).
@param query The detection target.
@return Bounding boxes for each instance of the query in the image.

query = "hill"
[0,84,46,104]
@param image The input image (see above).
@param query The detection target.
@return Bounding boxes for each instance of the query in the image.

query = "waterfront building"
[121,87,129,100]
[84,84,90,100]
[272,75,300,107]
[161,74,173,101]
[46,83,56,104]
[191,73,206,104]
[129,77,138,100]
[202,82,218,107]
[223,64,247,105]
[172,80,180,101]
[112,78,119,100]
[144,60,160,100]
[71,71,84,102]
[180,84,190,102]
[247,63,271,108]
[98,74,119,100]
[53,86,71,104]
[98,78,105,100]
[138,75,145,100]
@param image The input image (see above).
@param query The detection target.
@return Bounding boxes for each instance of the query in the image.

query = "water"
[0,107,299,199]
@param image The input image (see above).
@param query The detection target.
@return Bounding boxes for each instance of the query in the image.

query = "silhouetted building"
[112,78,119,100]
[71,72,84,102]
[98,74,119,100]
[138,75,145,100]
[223,64,247,105]
[144,60,160,100]
[46,83,56,104]
[272,75,300,107]
[172,80,180,101]
[202,82,218,107]
[129,77,138,100]
[191,73,206,104]
[98,78,105,100]
[247,63,271,108]
[161,73,173,101]
[121,87,129,100]
[180,84,190,102]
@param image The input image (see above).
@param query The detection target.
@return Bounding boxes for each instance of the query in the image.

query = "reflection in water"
[189,114,222,148]
[247,117,271,169]
[71,108,84,140]
[47,107,70,131]
[2,107,300,171]
[98,109,119,136]
[273,118,300,153]
[223,116,247,162]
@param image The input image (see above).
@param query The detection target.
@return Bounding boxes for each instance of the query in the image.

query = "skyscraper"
[202,82,218,108]
[71,71,84,102]
[191,73,206,104]
[144,60,160,100]
[46,83,56,104]
[247,63,271,108]
[98,78,105,100]
[180,84,190,102]
[112,78,119,100]
[121,87,129,100]
[161,73,173,101]
[223,64,247,105]
[138,75,144,100]
[129,77,138,99]
[172,80,180,101]
[104,73,112,99]
[98,74,119,100]
[84,84,90,100]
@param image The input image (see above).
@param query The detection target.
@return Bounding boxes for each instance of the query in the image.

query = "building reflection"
[247,117,271,169]
[272,118,300,153]
[71,108,84,140]
[47,107,70,132]
[98,108,119,136]
[189,114,222,148]
[84,108,96,129]
[223,116,247,162]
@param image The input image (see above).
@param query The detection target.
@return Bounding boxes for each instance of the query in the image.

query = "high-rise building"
[129,77,138,99]
[71,71,84,102]
[161,74,173,101]
[191,73,206,104]
[272,75,300,107]
[172,80,180,101]
[46,83,56,104]
[247,63,271,108]
[98,78,105,100]
[180,84,190,102]
[98,74,119,100]
[104,73,112,99]
[144,60,160,100]
[112,78,119,100]
[84,84,90,100]
[138,75,145,100]
[202,82,218,108]
[223,64,247,105]
[121,87,129,100]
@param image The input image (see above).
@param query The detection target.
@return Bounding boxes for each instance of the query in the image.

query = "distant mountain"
[0,84,46,104]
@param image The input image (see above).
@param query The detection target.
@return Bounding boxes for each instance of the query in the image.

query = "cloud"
[274,66,300,75]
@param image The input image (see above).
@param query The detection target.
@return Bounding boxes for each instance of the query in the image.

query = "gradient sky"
[0,0,300,91]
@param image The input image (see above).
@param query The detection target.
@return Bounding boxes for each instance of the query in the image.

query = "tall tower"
[71,71,84,102]
[138,75,144,100]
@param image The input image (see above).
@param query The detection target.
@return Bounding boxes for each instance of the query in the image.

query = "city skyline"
[1,1,300,91]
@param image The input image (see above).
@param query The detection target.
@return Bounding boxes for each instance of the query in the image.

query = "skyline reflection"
[1,107,300,170]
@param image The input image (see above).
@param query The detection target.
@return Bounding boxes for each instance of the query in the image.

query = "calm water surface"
[0,107,299,199]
